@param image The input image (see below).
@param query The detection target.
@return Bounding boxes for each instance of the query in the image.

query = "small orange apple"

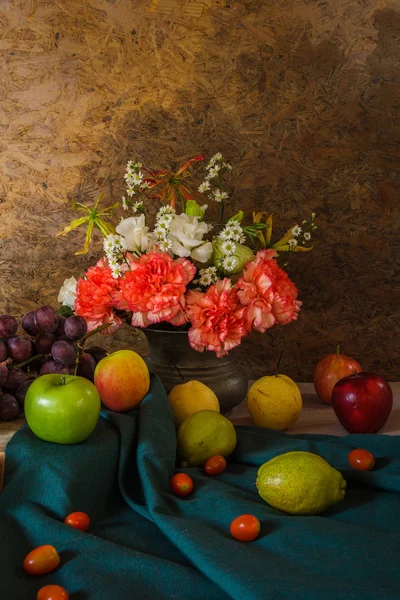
[94,350,150,412]
[313,346,362,405]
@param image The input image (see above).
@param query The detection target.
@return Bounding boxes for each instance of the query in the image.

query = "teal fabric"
[1,374,400,600]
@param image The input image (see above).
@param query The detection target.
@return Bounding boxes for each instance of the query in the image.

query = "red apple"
[94,349,150,412]
[313,347,362,404]
[331,372,393,434]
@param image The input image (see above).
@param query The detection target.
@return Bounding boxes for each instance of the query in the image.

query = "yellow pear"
[247,370,302,431]
[168,380,220,427]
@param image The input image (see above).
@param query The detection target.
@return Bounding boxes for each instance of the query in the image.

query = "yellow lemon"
[256,451,347,515]
[168,380,220,427]
[246,374,302,430]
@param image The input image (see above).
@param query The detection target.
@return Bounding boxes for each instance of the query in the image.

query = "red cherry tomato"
[204,455,227,475]
[37,584,69,600]
[23,545,60,576]
[230,514,261,542]
[348,448,375,471]
[64,511,90,532]
[170,473,194,497]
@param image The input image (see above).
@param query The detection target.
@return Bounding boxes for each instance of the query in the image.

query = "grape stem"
[73,322,112,376]
[14,354,45,369]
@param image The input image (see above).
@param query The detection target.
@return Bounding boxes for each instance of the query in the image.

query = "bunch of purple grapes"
[0,306,108,422]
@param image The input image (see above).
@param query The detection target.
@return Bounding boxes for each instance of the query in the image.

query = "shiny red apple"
[313,347,362,405]
[331,372,393,434]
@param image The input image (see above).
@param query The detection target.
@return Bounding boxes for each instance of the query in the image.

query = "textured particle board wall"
[0,0,399,380]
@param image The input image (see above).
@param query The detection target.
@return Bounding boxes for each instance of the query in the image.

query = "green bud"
[212,240,253,274]
[228,210,244,223]
[185,200,206,219]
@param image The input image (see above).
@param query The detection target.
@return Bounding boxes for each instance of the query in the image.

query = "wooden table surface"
[1,383,399,492]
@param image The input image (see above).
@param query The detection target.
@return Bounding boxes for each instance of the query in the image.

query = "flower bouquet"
[57,154,316,359]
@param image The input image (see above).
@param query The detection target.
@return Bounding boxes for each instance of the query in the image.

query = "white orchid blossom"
[168,213,213,263]
[116,215,151,255]
[58,277,78,309]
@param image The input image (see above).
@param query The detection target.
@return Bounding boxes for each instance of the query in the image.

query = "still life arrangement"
[0,155,395,600]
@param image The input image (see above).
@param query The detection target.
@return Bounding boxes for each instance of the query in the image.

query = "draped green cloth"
[1,375,400,600]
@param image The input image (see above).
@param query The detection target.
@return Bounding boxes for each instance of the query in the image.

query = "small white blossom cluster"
[122,196,144,213]
[289,213,317,248]
[198,153,232,203]
[103,234,128,278]
[216,220,246,272]
[153,206,175,252]
[124,161,144,197]
[192,266,220,289]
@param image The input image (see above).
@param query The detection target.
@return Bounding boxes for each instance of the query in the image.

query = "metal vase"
[143,328,248,415]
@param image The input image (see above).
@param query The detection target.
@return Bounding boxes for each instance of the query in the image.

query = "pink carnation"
[237,249,301,332]
[112,250,196,327]
[186,278,248,358]
[74,261,123,334]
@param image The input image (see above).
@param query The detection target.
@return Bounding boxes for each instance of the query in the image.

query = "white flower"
[58,277,78,309]
[207,165,220,179]
[222,256,237,272]
[168,213,213,263]
[157,206,175,216]
[126,186,135,197]
[304,232,311,241]
[221,240,236,255]
[116,214,151,254]
[209,188,228,203]
[288,238,298,250]
[158,237,173,252]
[198,266,219,287]
[198,181,210,193]
[157,213,174,226]
[122,196,128,210]
[132,201,144,213]
[199,273,212,286]
[291,225,302,237]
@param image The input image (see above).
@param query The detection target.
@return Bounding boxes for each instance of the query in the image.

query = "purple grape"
[15,379,34,409]
[40,359,69,375]
[0,362,8,388]
[56,334,77,348]
[51,340,77,366]
[0,340,7,362]
[55,316,66,337]
[35,332,56,354]
[77,352,96,381]
[5,367,28,391]
[64,315,88,341]
[0,393,20,421]
[34,305,59,333]
[21,311,40,336]
[86,345,108,364]
[7,336,33,362]
[0,315,18,338]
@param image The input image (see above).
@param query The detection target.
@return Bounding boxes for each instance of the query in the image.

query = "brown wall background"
[1,0,399,381]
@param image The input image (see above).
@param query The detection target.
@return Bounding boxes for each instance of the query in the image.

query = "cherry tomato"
[348,448,375,471]
[204,455,227,475]
[170,473,193,497]
[64,511,90,532]
[230,514,261,542]
[23,545,60,576]
[37,584,69,600]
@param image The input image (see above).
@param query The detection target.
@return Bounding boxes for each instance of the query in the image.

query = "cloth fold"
[1,374,400,600]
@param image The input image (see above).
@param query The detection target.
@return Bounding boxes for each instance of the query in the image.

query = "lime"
[177,409,236,467]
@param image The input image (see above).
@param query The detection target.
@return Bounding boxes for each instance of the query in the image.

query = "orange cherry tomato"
[37,584,69,600]
[64,511,90,532]
[23,545,60,576]
[348,448,375,471]
[170,473,194,497]
[230,514,261,542]
[204,455,227,475]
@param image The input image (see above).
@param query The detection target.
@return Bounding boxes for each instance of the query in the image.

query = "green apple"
[25,374,101,444]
